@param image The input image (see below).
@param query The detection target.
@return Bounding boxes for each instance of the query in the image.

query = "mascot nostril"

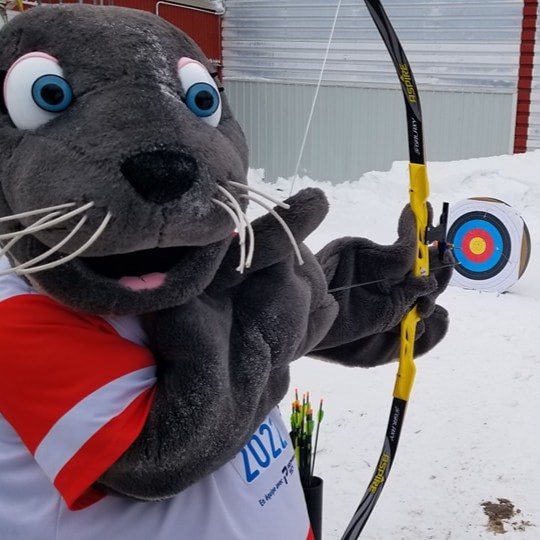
[121,150,198,203]
[0,5,452,540]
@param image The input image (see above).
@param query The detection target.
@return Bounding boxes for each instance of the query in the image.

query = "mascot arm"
[98,196,452,502]
[98,192,340,501]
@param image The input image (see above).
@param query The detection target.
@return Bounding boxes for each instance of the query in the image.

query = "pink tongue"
[118,272,166,291]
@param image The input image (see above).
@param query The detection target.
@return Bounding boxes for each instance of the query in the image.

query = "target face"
[447,198,531,292]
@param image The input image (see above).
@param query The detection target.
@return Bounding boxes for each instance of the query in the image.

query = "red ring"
[462,229,495,263]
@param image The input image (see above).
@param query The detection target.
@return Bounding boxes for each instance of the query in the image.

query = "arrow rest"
[426,201,451,261]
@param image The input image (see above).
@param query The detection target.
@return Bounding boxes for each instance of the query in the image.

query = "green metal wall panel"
[225,80,516,183]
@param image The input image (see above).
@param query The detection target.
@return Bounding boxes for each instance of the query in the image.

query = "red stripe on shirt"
[0,293,158,509]
[54,386,156,510]
[0,294,155,452]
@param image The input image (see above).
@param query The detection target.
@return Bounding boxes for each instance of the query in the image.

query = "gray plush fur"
[0,5,452,501]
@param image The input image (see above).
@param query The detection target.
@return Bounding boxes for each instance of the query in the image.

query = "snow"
[247,150,540,539]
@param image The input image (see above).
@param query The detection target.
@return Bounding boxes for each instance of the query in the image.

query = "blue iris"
[32,74,73,113]
[185,82,219,118]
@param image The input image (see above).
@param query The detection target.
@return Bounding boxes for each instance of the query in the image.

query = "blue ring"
[453,219,504,272]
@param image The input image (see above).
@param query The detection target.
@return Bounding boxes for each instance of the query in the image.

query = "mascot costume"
[0,6,452,539]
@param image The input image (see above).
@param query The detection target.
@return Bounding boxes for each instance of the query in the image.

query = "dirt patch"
[481,498,534,534]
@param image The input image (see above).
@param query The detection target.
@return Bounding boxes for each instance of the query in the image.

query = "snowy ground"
[248,150,540,539]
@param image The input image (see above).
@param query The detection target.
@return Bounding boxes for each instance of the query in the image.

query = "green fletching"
[290,391,324,486]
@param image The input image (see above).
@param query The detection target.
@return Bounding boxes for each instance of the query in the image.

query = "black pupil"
[41,84,64,106]
[195,90,214,111]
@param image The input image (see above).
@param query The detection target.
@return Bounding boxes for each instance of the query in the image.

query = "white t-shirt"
[0,257,312,540]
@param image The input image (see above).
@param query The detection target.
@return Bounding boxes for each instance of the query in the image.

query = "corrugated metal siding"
[222,0,523,91]
[225,80,516,182]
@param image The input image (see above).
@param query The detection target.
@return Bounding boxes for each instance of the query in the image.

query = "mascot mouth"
[82,246,194,290]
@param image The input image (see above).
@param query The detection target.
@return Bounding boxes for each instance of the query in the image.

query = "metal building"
[221,0,536,183]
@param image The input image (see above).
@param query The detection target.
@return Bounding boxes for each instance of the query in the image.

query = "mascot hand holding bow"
[0,6,452,540]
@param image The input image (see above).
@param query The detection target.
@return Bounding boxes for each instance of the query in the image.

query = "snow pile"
[248,150,539,539]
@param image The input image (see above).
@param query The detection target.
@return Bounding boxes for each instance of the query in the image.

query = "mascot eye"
[32,74,73,113]
[177,57,221,127]
[3,52,74,130]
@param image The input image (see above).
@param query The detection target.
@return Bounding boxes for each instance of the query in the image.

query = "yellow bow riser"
[395,162,430,401]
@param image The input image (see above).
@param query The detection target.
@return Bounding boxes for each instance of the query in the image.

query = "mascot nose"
[121,150,198,204]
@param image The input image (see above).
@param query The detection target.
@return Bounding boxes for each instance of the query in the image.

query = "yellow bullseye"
[469,236,487,255]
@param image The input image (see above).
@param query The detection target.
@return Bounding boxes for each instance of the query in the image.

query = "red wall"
[36,0,222,70]
[514,0,538,153]
[157,3,221,68]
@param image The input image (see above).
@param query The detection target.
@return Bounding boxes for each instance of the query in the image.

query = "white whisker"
[0,202,76,223]
[13,215,88,271]
[228,181,290,209]
[217,185,255,269]
[0,202,95,241]
[217,185,247,237]
[225,201,255,270]
[0,211,64,259]
[12,211,113,275]
[241,195,304,266]
[236,206,255,269]
[212,198,247,273]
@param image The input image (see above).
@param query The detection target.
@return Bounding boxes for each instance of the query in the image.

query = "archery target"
[447,198,531,292]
